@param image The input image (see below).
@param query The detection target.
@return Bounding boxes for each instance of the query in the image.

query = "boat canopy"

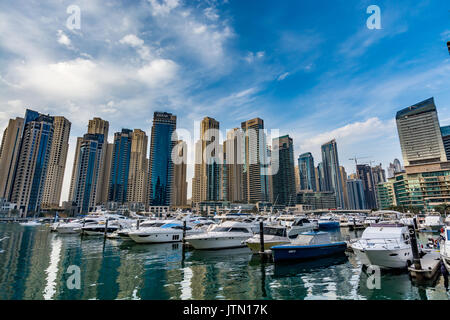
[291,231,331,246]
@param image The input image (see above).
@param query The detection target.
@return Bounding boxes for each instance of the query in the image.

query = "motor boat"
[420,215,444,231]
[350,223,415,269]
[440,226,450,272]
[318,215,340,230]
[363,216,381,227]
[271,231,347,262]
[55,216,105,234]
[80,215,133,236]
[185,221,254,250]
[128,221,203,244]
[245,225,290,253]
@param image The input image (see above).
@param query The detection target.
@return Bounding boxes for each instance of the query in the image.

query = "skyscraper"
[148,112,177,206]
[10,110,54,215]
[346,179,366,210]
[298,152,317,191]
[126,129,148,205]
[109,129,133,204]
[294,165,300,193]
[172,140,187,207]
[70,133,106,213]
[70,117,111,206]
[441,125,450,161]
[321,139,344,208]
[224,128,244,202]
[396,97,447,166]
[42,116,71,208]
[241,118,269,203]
[192,117,221,203]
[356,164,377,209]
[0,117,24,200]
[339,166,349,209]
[272,135,296,206]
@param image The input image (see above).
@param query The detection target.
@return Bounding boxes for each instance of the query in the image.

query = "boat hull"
[352,246,371,266]
[364,247,412,269]
[271,242,347,262]
[129,231,183,243]
[187,236,251,250]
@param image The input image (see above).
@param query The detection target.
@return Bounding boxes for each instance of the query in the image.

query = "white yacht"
[440,226,450,272]
[185,221,254,250]
[55,216,104,234]
[128,221,203,244]
[80,215,133,236]
[351,223,414,269]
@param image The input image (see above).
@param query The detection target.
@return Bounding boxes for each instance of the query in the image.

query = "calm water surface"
[0,223,448,300]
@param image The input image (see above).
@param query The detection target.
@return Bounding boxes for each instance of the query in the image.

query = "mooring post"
[183,220,187,247]
[81,218,86,236]
[409,218,422,270]
[104,218,109,239]
[259,220,265,254]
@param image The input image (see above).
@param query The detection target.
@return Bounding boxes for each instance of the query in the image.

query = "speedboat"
[185,221,254,250]
[440,226,450,272]
[56,216,104,234]
[19,220,41,227]
[80,215,133,236]
[318,215,340,230]
[363,216,381,227]
[128,221,203,244]
[350,223,414,269]
[271,231,347,262]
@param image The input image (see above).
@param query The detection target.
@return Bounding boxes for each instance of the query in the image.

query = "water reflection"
[0,224,449,300]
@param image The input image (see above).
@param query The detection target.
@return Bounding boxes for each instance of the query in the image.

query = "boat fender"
[406,260,412,267]
[435,239,439,246]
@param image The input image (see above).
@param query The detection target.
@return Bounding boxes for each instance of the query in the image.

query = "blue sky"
[0,0,449,201]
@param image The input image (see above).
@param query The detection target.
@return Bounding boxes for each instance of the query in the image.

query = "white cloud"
[120,34,144,47]
[148,0,180,16]
[277,72,289,81]
[137,59,178,87]
[57,30,71,47]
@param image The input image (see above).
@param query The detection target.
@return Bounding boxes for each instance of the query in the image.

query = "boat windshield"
[229,228,250,233]
[263,227,286,237]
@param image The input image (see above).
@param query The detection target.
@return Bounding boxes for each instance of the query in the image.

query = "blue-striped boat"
[271,231,346,262]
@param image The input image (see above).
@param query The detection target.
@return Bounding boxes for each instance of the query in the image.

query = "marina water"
[0,223,448,300]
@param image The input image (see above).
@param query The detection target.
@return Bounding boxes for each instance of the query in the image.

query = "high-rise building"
[441,125,450,161]
[224,128,244,202]
[396,97,447,166]
[10,110,54,215]
[42,116,71,208]
[294,165,300,193]
[346,179,366,210]
[109,129,133,204]
[70,133,106,213]
[126,129,148,205]
[339,166,349,209]
[192,117,221,203]
[298,152,317,191]
[172,140,187,207]
[272,135,296,206]
[356,164,377,209]
[387,158,403,178]
[321,139,344,208]
[241,118,269,203]
[0,117,24,200]
[148,112,177,206]
[70,117,111,206]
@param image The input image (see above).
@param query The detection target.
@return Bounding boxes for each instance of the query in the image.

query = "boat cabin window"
[229,228,250,233]
[213,227,232,232]
[263,227,286,237]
